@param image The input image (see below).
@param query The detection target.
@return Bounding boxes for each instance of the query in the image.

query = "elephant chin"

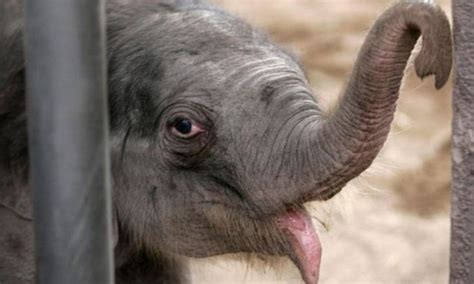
[277,209,321,284]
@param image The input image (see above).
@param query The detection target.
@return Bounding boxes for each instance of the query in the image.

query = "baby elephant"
[0,0,452,283]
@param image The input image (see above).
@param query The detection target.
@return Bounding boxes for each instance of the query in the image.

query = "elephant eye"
[171,118,203,138]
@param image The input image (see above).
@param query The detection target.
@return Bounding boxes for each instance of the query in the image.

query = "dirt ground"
[190,1,453,283]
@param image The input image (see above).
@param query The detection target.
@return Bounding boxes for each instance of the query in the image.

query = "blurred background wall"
[191,1,453,283]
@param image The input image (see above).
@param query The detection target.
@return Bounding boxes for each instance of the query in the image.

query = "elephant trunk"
[288,2,452,204]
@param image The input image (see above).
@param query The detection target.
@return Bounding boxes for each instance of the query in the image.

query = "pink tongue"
[277,210,322,284]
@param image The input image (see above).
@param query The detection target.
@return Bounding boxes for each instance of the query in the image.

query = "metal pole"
[450,1,474,283]
[23,0,114,283]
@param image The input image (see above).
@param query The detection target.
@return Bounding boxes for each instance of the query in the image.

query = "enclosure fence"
[23,0,114,283]
[450,1,474,283]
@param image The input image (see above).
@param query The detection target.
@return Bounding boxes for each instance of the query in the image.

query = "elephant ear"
[0,86,30,220]
[0,3,30,221]
[113,208,119,248]
[0,180,33,222]
[0,0,23,94]
[0,179,35,283]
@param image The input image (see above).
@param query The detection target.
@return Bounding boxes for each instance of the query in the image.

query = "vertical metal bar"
[450,1,474,283]
[23,0,114,283]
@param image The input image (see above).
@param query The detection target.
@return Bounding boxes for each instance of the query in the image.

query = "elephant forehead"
[218,55,305,85]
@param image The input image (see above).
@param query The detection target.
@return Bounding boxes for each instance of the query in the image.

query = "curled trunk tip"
[292,1,453,203]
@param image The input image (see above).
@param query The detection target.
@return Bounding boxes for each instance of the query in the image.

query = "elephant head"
[106,1,452,283]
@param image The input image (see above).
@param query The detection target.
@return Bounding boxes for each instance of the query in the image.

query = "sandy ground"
[190,0,453,283]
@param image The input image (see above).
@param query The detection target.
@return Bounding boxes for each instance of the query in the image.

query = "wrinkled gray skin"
[0,0,452,283]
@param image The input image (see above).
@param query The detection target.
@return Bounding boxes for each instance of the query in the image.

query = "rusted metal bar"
[450,1,474,283]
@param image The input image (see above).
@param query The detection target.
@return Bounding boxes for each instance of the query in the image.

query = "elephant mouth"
[277,208,321,284]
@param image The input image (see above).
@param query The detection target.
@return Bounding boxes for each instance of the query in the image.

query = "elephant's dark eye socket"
[171,118,203,138]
